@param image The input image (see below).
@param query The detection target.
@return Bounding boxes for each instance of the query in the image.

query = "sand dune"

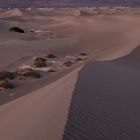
[0,66,81,140]
[1,12,140,68]
[63,46,140,140]
[0,8,140,140]
[0,9,22,18]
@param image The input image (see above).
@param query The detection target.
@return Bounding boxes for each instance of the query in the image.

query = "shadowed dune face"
[63,46,140,139]
[116,45,140,65]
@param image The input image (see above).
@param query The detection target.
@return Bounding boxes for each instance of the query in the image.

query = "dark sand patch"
[63,46,140,140]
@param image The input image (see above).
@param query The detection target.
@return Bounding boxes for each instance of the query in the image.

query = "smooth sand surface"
[63,46,140,139]
[0,8,140,140]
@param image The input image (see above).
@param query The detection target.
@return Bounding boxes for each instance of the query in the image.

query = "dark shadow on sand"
[63,46,140,140]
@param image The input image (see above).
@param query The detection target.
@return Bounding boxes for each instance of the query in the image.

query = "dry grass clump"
[33,57,46,68]
[47,54,56,58]
[0,70,15,80]
[63,60,73,67]
[0,80,15,89]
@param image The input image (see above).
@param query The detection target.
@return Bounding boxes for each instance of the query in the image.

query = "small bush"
[34,57,46,62]
[63,61,72,67]
[0,70,15,80]
[48,69,56,73]
[9,27,25,33]
[75,58,83,61]
[47,54,56,58]
[79,52,87,56]
[0,80,15,89]
[22,71,41,79]
[33,57,47,68]
[33,60,46,68]
[19,68,33,73]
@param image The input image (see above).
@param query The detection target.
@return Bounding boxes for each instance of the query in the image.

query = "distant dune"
[0,9,22,18]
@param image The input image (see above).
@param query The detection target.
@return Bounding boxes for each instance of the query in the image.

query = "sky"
[0,0,140,7]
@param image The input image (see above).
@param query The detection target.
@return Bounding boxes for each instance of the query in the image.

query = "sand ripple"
[63,46,140,140]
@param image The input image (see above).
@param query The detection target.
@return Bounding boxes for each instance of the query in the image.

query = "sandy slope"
[0,9,22,18]
[0,8,140,140]
[1,11,140,68]
[63,46,140,140]
[0,66,81,140]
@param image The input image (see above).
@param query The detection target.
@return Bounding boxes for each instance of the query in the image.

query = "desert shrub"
[33,57,46,68]
[34,57,46,62]
[47,54,56,58]
[63,61,72,67]
[79,52,87,56]
[18,68,33,73]
[75,58,83,61]
[21,70,41,79]
[33,60,46,68]
[0,80,15,89]
[9,27,25,33]
[0,70,15,80]
[80,10,90,16]
[48,69,56,73]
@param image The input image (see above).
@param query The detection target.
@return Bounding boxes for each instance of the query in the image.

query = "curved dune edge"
[62,45,140,139]
[0,66,82,140]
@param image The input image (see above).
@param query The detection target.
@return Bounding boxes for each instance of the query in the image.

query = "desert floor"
[0,7,140,140]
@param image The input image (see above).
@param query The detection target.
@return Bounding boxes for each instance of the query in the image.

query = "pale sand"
[0,8,140,140]
[0,66,81,140]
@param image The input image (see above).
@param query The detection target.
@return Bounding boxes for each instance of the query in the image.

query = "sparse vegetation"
[20,70,41,79]
[63,60,73,67]
[18,68,33,73]
[48,69,56,73]
[0,70,15,80]
[9,27,25,33]
[33,57,46,68]
[33,60,46,68]
[47,54,56,58]
[79,52,87,56]
[34,57,46,62]
[0,80,15,89]
[18,68,41,79]
[80,10,91,16]
[75,58,83,61]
